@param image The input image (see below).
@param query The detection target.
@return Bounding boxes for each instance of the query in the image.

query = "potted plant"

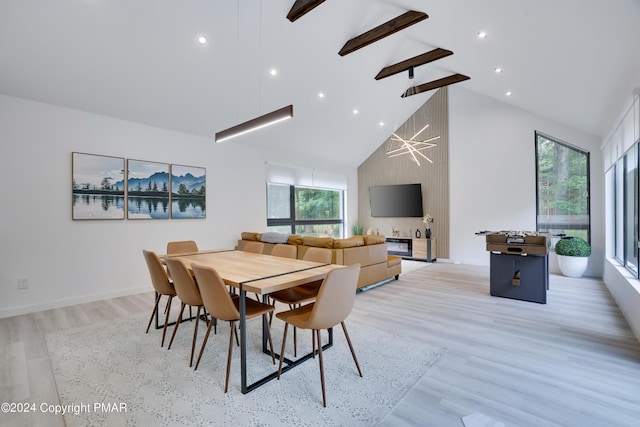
[555,236,591,277]
[352,222,363,236]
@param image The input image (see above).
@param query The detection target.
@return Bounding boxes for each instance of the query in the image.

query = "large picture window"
[535,132,590,244]
[624,145,638,274]
[267,183,344,238]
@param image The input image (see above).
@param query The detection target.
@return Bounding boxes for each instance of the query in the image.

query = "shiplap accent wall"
[358,87,449,259]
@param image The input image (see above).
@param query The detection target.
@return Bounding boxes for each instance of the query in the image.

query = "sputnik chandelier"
[386,123,440,166]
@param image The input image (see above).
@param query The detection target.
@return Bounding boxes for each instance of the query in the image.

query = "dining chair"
[191,263,276,393]
[166,240,199,319]
[242,241,265,254]
[165,258,212,367]
[276,263,362,407]
[167,240,199,255]
[142,249,178,347]
[268,247,332,355]
[270,243,297,259]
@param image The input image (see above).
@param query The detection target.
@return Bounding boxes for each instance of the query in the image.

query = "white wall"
[0,94,356,318]
[448,87,603,278]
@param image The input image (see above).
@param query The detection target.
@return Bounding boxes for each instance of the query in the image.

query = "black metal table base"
[243,329,334,393]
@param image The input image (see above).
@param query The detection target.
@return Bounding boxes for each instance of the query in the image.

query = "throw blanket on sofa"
[260,232,290,244]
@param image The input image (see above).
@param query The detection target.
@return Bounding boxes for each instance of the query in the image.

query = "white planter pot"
[557,254,589,278]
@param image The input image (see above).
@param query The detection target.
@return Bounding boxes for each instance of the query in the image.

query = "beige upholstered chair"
[277,263,362,407]
[269,247,333,355]
[271,243,297,259]
[242,241,265,254]
[167,240,199,255]
[165,258,211,367]
[142,250,177,347]
[270,247,331,306]
[191,263,276,393]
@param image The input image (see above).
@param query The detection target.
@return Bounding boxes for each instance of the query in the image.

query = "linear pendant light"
[215,105,293,143]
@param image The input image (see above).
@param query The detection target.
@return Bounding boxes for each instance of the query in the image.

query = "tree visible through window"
[267,183,344,238]
[535,132,590,243]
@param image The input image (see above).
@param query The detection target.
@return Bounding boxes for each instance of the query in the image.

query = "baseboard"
[0,286,150,319]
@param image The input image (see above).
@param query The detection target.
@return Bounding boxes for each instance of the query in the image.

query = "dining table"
[162,249,344,393]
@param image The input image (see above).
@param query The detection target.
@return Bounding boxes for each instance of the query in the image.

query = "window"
[535,132,590,245]
[624,145,638,274]
[266,183,344,238]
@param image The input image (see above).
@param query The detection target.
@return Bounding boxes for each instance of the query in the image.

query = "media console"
[386,237,436,262]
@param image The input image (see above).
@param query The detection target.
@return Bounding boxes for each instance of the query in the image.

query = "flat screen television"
[369,184,424,217]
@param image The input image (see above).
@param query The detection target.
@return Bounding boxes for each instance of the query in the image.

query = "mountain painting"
[171,164,206,219]
[72,152,125,220]
[126,159,170,219]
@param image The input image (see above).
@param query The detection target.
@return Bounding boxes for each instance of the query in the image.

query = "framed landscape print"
[72,152,125,220]
[126,159,170,219]
[170,164,206,219]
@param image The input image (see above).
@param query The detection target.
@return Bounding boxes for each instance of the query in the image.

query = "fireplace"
[386,237,412,257]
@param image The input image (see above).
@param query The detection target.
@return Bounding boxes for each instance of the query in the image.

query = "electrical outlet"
[18,278,28,289]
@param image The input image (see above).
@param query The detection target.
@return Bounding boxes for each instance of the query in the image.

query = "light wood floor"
[1,262,639,426]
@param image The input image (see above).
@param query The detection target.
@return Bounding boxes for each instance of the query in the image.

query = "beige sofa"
[235,232,402,290]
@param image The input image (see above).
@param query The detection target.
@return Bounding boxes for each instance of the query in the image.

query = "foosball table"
[478,231,549,304]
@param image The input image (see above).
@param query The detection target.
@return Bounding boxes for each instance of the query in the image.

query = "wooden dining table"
[163,249,343,393]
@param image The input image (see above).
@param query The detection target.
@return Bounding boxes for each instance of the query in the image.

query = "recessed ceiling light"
[494,67,502,73]
[477,31,487,39]
[505,91,512,96]
[353,109,359,115]
[269,68,278,76]
[379,121,385,127]
[197,35,208,45]
[318,92,325,98]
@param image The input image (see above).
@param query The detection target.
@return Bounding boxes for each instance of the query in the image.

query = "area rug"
[46,313,440,426]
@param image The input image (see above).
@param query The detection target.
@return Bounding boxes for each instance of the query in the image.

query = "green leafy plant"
[352,222,363,236]
[555,236,591,257]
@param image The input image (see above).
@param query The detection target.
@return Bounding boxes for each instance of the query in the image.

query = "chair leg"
[234,322,239,346]
[168,302,187,350]
[225,321,236,393]
[161,295,174,347]
[293,325,297,358]
[263,314,275,365]
[190,306,202,367]
[341,321,363,377]
[277,323,289,379]
[146,293,162,333]
[315,329,327,407]
[194,317,215,371]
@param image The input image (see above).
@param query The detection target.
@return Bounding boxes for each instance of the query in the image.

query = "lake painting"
[72,152,125,220]
[171,164,206,219]
[126,159,170,219]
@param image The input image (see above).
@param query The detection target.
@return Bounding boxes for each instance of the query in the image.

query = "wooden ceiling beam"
[339,11,428,56]
[286,0,327,22]
[401,74,470,97]
[375,48,454,80]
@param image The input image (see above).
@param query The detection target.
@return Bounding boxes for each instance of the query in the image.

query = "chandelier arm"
[410,124,430,140]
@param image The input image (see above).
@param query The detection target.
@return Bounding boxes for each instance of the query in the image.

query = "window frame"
[534,131,591,245]
[266,183,345,237]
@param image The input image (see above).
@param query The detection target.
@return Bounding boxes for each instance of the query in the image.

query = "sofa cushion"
[302,236,334,248]
[364,234,386,245]
[287,234,304,245]
[260,232,290,244]
[334,236,364,248]
[241,232,261,241]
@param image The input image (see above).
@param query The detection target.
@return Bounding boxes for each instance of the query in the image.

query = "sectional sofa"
[235,232,401,290]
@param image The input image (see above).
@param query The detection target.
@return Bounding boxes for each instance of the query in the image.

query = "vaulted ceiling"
[1,0,639,167]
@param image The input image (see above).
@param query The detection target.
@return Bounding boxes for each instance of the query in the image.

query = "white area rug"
[46,312,440,426]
